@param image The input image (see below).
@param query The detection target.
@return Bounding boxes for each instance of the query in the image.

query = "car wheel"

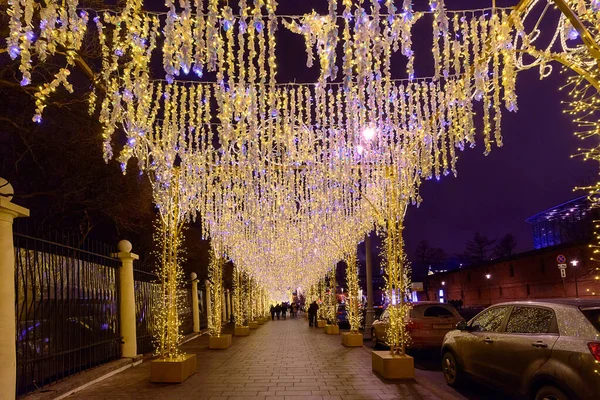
[534,385,569,400]
[442,351,463,387]
[372,329,378,348]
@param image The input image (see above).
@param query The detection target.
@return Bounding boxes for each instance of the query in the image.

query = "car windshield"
[409,304,457,318]
[581,308,600,333]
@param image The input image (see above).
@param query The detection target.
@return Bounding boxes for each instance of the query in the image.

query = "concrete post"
[0,180,29,399]
[205,280,212,326]
[364,233,375,339]
[191,273,200,333]
[113,240,139,358]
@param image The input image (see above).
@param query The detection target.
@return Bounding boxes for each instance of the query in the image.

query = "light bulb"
[362,127,376,141]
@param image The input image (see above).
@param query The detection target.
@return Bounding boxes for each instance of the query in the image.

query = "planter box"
[150,354,196,383]
[342,332,363,347]
[249,321,259,329]
[209,334,232,349]
[316,320,326,328]
[325,325,340,335]
[257,318,265,325]
[234,326,250,336]
[371,351,414,380]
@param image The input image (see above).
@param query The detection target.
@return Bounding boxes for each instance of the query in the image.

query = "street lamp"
[441,281,445,286]
[485,274,492,305]
[571,260,579,297]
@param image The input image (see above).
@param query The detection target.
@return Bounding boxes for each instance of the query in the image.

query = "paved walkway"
[68,317,464,400]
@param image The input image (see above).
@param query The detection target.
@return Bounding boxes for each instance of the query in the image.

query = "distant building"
[526,195,598,249]
[421,197,600,306]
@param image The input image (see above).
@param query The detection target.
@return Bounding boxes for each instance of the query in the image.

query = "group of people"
[270,302,299,320]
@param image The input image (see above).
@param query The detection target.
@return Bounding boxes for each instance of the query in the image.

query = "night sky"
[403,68,597,258]
[270,1,599,258]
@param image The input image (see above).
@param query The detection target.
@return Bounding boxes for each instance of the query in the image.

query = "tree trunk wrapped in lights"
[325,268,338,324]
[208,246,224,337]
[383,193,412,356]
[345,251,362,333]
[317,278,327,321]
[232,266,246,327]
[152,170,188,360]
[249,276,256,322]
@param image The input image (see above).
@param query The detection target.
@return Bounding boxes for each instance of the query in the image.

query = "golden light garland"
[9,0,600,358]
[344,251,362,333]
[207,244,224,337]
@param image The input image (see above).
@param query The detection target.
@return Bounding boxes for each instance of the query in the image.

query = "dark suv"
[441,299,600,400]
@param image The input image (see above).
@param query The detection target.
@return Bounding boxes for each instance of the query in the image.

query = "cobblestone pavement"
[68,317,467,400]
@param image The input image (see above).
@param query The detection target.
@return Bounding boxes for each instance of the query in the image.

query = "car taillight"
[589,343,600,362]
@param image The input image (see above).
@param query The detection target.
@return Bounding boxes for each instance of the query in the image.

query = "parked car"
[441,299,600,400]
[371,302,463,348]
[337,304,349,328]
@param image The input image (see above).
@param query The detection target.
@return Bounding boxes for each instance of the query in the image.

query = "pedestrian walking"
[308,301,318,327]
[281,303,287,320]
[270,304,276,321]
[275,303,281,320]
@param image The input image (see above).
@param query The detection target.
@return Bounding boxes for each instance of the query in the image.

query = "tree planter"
[257,318,265,325]
[150,354,196,383]
[371,351,414,380]
[209,334,232,349]
[249,321,259,329]
[325,324,339,334]
[341,332,363,347]
[234,326,250,336]
[316,320,326,328]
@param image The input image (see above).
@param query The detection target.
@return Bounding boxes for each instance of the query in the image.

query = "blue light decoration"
[254,19,264,33]
[568,27,579,40]
[8,45,20,59]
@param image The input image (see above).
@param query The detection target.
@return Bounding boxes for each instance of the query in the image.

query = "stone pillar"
[113,240,139,358]
[226,289,231,322]
[191,273,200,333]
[205,280,212,326]
[0,180,29,399]
[364,233,375,339]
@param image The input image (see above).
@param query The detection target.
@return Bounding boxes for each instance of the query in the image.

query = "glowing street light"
[441,281,446,286]
[362,127,376,141]
[485,274,491,279]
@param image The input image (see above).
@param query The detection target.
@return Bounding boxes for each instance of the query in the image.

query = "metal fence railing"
[14,233,121,396]
[13,229,197,395]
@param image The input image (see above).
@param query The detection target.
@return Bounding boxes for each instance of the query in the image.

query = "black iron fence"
[13,230,197,395]
[14,232,121,396]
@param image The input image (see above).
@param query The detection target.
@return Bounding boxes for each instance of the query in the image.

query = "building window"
[526,283,530,297]
[460,289,464,299]
[509,264,514,277]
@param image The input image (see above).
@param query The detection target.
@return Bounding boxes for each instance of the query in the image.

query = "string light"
[8,0,600,357]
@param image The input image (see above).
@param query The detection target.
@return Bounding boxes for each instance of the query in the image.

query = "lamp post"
[486,274,492,305]
[571,260,579,298]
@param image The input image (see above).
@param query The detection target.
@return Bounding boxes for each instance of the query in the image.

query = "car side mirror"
[456,321,469,331]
